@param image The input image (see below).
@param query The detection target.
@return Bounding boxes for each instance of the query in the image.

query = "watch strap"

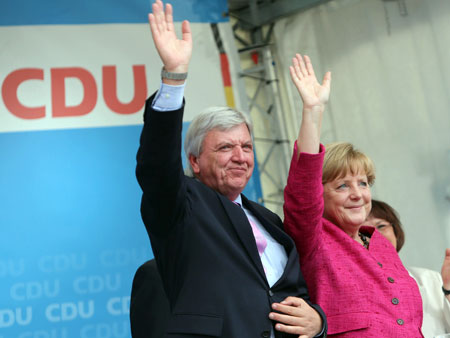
[161,67,188,80]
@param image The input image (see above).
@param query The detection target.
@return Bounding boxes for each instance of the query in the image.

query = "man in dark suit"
[135,1,327,337]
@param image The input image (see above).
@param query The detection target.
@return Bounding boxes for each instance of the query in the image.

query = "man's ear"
[189,154,200,175]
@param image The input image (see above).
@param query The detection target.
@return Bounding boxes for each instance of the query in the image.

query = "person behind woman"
[278,53,423,337]
[363,199,450,337]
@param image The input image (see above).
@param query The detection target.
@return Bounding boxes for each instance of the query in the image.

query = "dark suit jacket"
[136,94,327,337]
[130,259,170,338]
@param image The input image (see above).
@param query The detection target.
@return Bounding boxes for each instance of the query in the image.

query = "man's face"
[189,123,254,200]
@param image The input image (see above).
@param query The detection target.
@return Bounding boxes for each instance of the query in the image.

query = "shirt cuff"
[152,81,185,111]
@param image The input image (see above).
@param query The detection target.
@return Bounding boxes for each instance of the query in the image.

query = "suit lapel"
[218,193,267,280]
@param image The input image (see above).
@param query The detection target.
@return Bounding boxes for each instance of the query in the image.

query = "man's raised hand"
[148,0,192,73]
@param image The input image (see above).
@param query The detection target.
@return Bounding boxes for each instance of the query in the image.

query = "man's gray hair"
[184,106,253,176]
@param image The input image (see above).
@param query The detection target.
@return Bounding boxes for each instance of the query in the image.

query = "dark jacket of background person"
[130,259,170,338]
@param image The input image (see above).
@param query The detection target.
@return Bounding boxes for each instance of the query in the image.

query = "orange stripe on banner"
[224,86,235,108]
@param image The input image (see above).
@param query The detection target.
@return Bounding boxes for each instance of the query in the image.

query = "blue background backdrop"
[0,1,263,337]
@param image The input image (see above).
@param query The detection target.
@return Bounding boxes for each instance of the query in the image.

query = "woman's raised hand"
[290,54,331,113]
[291,54,331,155]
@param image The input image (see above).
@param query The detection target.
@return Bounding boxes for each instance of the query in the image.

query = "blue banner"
[1,0,229,26]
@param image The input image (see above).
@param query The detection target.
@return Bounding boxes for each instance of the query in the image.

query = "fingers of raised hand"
[297,54,309,77]
[289,65,300,86]
[151,0,168,33]
[291,55,304,80]
[164,3,174,32]
[289,63,306,93]
[294,54,314,78]
[303,55,316,77]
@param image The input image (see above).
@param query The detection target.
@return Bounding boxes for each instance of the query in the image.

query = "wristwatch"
[442,286,450,295]
[161,67,188,80]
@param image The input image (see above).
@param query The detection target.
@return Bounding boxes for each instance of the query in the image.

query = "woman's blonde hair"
[323,142,375,185]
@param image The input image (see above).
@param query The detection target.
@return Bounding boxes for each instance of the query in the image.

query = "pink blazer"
[284,144,423,337]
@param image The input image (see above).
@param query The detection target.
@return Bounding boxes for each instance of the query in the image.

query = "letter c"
[2,68,45,119]
[45,303,60,322]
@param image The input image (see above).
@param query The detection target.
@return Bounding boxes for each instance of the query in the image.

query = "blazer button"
[261,331,270,338]
[268,290,274,297]
[387,277,395,283]
[397,318,404,325]
[392,298,399,305]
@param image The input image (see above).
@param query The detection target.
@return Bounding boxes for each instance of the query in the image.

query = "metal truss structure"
[225,0,330,213]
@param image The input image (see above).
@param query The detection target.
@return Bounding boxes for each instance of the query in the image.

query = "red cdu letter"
[51,67,97,117]
[102,65,147,115]
[2,68,45,119]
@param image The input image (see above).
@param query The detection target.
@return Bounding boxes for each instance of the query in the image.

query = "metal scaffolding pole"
[226,23,290,214]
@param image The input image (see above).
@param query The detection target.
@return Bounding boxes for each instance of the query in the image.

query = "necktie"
[234,202,267,256]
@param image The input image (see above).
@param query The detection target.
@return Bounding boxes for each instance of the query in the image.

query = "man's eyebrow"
[214,141,233,149]
[215,140,252,148]
[216,141,232,146]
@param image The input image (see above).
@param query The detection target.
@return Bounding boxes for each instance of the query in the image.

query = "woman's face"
[362,216,398,250]
[323,172,372,235]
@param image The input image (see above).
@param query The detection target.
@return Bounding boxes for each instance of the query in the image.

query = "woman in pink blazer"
[277,54,423,337]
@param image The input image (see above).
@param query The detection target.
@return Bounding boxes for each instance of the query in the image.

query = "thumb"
[322,71,331,90]
[181,20,192,43]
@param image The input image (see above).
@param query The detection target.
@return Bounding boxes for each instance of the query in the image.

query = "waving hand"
[290,54,331,155]
[148,0,192,74]
[290,54,330,112]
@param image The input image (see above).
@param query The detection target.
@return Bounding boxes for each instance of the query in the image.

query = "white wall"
[273,0,450,271]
